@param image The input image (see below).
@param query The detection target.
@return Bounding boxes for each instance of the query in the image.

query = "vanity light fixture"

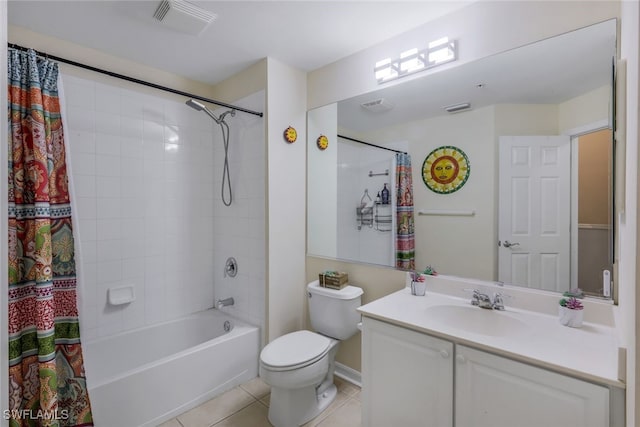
[375,37,458,84]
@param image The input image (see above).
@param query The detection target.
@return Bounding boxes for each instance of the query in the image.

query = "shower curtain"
[7,49,93,427]
[395,153,415,270]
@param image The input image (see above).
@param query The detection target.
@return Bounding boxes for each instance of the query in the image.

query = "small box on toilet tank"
[318,271,349,289]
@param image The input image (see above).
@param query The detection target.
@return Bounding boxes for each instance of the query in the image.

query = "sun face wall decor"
[317,135,329,150]
[283,126,297,143]
[422,146,470,194]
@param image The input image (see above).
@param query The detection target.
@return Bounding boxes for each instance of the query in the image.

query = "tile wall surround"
[62,74,266,342]
[336,139,408,267]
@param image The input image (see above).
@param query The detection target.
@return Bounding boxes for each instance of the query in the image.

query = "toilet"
[259,280,363,427]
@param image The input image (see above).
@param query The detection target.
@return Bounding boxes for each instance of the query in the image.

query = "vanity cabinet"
[362,317,611,427]
[362,317,453,427]
[455,345,609,427]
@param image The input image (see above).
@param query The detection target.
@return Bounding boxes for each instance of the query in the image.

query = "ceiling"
[8,1,472,86]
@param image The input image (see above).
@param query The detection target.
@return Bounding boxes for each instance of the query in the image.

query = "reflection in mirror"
[307,19,617,298]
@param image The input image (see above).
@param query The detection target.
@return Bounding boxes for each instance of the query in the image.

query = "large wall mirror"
[307,19,618,298]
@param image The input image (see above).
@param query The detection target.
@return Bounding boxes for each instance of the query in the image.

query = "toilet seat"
[260,330,331,372]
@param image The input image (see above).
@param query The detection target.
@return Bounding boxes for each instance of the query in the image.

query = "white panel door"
[498,136,570,291]
[361,317,453,427]
[455,345,609,427]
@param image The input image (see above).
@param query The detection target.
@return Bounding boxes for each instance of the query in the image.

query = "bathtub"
[83,309,259,427]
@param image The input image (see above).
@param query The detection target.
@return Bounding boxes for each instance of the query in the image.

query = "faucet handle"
[463,289,488,306]
[492,292,513,310]
[462,288,479,305]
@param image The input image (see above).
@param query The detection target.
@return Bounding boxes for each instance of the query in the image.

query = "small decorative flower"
[422,265,437,276]
[561,297,584,310]
[410,271,425,282]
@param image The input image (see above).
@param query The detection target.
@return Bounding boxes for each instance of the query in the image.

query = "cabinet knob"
[456,355,467,364]
[439,349,450,358]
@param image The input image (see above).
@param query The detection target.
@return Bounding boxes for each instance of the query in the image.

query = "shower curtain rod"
[7,43,264,118]
[338,134,407,154]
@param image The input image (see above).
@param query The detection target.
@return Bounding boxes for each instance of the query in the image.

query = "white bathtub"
[83,309,259,427]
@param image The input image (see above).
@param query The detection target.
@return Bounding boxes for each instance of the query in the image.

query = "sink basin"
[425,304,529,337]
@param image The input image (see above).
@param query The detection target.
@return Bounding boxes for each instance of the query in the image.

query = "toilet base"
[268,383,337,427]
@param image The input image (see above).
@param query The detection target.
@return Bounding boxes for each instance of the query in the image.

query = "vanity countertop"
[358,287,624,388]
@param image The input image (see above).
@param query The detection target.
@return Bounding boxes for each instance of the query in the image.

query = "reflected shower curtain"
[7,49,93,426]
[395,153,415,269]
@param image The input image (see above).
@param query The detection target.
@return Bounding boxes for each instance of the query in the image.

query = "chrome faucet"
[216,297,234,309]
[470,290,506,310]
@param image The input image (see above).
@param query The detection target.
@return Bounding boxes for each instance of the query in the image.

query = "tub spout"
[216,297,234,309]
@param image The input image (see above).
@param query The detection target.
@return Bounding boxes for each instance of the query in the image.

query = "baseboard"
[334,362,361,387]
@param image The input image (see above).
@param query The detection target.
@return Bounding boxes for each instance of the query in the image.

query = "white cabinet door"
[455,345,609,427]
[362,317,453,427]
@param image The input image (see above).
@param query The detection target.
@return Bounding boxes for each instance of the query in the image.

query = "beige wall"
[363,106,497,280]
[9,25,219,103]
[212,59,267,105]
[578,129,612,225]
[559,85,611,133]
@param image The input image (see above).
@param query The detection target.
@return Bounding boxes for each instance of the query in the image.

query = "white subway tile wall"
[63,74,266,341]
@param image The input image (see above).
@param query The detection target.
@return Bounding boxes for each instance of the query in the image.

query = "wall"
[559,85,611,133]
[266,58,307,342]
[577,129,613,295]
[619,1,640,424]
[62,74,266,340]
[307,103,338,258]
[63,74,213,338]
[579,130,612,225]
[210,91,266,333]
[361,106,497,279]
[337,139,395,266]
[9,25,216,101]
[9,26,268,341]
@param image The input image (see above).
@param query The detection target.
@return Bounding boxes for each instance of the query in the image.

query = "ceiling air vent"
[153,0,217,35]
[361,98,395,113]
[443,102,471,114]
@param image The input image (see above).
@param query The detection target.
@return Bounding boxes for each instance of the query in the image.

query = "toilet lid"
[261,330,331,369]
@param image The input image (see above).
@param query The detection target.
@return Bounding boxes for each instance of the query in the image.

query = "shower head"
[186,98,221,124]
[186,99,206,111]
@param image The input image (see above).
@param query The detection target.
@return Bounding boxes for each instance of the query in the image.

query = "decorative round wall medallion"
[284,126,297,143]
[422,146,470,194]
[317,135,329,150]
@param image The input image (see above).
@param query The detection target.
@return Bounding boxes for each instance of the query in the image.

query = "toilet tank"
[307,280,363,340]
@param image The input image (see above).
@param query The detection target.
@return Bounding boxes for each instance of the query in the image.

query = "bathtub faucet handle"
[216,297,235,309]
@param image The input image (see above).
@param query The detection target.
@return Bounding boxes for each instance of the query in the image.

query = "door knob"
[503,240,520,248]
[440,349,450,358]
[456,355,466,364]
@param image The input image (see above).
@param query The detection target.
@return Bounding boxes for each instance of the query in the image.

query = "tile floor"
[158,377,361,427]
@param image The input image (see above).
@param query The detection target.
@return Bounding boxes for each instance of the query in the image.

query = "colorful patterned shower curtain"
[7,49,93,427]
[395,153,415,270]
